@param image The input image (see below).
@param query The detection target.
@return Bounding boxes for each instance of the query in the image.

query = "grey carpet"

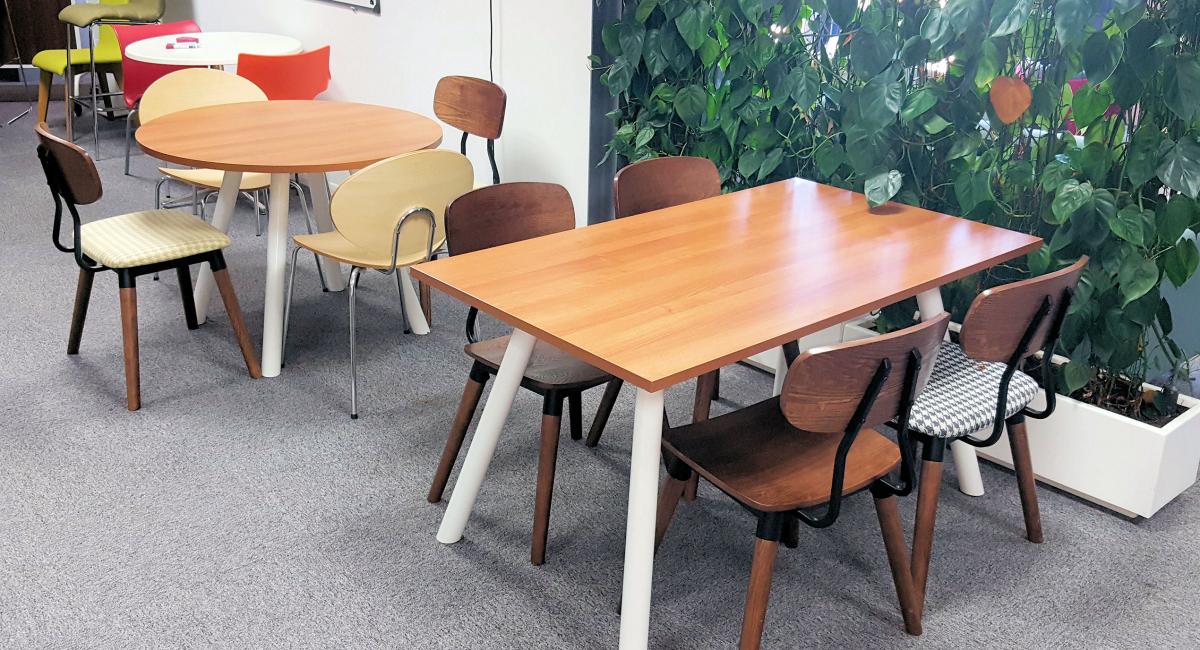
[2,106,1199,649]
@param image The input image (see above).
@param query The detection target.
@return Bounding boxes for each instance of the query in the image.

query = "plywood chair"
[906,257,1087,616]
[654,314,949,649]
[425,182,624,566]
[35,122,260,411]
[282,150,474,419]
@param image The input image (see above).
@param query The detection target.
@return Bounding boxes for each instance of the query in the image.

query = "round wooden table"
[136,100,443,377]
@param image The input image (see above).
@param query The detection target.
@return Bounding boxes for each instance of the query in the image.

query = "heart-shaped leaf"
[1164,239,1200,287]
[674,4,712,52]
[989,0,1033,37]
[865,169,903,208]
[1107,205,1148,246]
[1050,180,1092,224]
[673,84,708,127]
[1082,30,1124,84]
[1071,83,1113,128]
[1118,253,1160,306]
[1157,137,1200,199]
[989,76,1032,124]
[1126,125,1163,188]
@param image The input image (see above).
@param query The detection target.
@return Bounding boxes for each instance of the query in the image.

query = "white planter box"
[976,388,1200,518]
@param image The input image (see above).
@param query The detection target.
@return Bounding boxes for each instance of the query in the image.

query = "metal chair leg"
[394,271,412,335]
[89,23,99,157]
[348,266,363,419]
[292,180,328,291]
[124,107,136,175]
[254,190,265,236]
[282,246,303,368]
[65,25,74,140]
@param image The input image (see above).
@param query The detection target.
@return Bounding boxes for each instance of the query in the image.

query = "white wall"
[178,0,593,224]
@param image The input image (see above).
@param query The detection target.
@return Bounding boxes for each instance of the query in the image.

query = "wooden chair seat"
[465,334,611,392]
[663,397,901,512]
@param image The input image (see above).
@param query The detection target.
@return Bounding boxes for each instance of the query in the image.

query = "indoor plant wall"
[596,0,1200,516]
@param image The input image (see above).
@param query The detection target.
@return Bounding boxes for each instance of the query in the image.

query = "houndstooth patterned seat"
[908,341,1040,439]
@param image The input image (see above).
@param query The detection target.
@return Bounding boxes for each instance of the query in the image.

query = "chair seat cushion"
[159,167,271,191]
[59,2,164,28]
[293,231,428,270]
[663,397,901,512]
[81,209,230,268]
[465,335,611,391]
[32,47,121,75]
[908,342,1040,439]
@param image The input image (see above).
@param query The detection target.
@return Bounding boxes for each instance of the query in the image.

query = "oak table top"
[135,100,444,173]
[412,177,1043,392]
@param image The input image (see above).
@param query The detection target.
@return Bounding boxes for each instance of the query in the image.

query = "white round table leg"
[438,329,536,544]
[619,387,665,650]
[193,170,243,324]
[259,173,291,378]
[398,267,430,335]
[917,287,986,497]
[771,346,787,396]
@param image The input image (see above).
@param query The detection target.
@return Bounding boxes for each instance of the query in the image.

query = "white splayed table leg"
[618,387,666,650]
[437,328,536,543]
[193,170,242,324]
[917,287,986,497]
[259,173,291,378]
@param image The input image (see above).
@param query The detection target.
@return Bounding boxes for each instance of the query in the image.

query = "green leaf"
[1110,63,1145,108]
[1061,361,1093,394]
[1164,239,1200,287]
[921,9,952,52]
[974,39,1003,90]
[945,0,984,35]
[790,68,821,110]
[1082,31,1124,85]
[901,88,937,123]
[989,0,1033,37]
[849,30,897,79]
[737,0,764,24]
[1071,83,1112,128]
[1054,0,1093,48]
[1050,180,1092,225]
[673,84,708,128]
[758,148,785,181]
[1079,142,1111,185]
[634,0,659,23]
[1041,160,1075,193]
[828,0,857,29]
[602,56,633,95]
[900,36,930,66]
[635,126,655,149]
[955,169,994,213]
[737,149,765,178]
[1125,19,1164,78]
[1117,253,1160,305]
[1126,125,1163,188]
[1160,196,1196,245]
[1165,55,1200,124]
[814,141,846,177]
[946,133,981,160]
[618,21,647,66]
[1108,205,1147,246]
[674,4,712,52]
[921,114,952,134]
[698,37,721,67]
[1157,137,1200,200]
[1072,188,1118,247]
[601,23,621,57]
[865,169,903,208]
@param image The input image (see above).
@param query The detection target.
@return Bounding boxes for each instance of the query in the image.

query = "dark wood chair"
[906,257,1087,615]
[35,122,260,411]
[419,75,508,324]
[655,313,950,649]
[597,156,722,502]
[426,182,624,565]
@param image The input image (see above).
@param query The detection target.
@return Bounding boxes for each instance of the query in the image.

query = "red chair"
[236,46,331,100]
[113,20,202,175]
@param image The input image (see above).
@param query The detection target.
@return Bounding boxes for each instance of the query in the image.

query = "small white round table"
[124,32,302,66]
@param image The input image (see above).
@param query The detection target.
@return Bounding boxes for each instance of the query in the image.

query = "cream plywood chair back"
[330,150,474,264]
[138,68,267,124]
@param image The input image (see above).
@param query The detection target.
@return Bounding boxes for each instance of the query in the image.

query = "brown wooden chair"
[418,75,509,324]
[906,257,1087,615]
[655,313,950,649]
[595,156,723,506]
[426,182,624,565]
[35,122,260,411]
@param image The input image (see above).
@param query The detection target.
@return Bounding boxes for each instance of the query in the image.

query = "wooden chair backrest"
[445,182,574,257]
[433,76,507,140]
[612,156,720,218]
[138,68,267,124]
[35,122,102,205]
[959,257,1088,362]
[781,313,950,433]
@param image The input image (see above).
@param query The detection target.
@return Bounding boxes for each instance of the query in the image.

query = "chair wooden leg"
[1007,415,1043,543]
[37,71,52,123]
[739,537,780,650]
[585,378,623,448]
[683,370,719,502]
[67,268,94,355]
[419,281,433,327]
[567,391,583,440]
[427,364,488,503]
[177,266,199,330]
[532,393,564,566]
[874,490,923,636]
[780,515,800,549]
[212,264,262,379]
[118,284,140,411]
[654,469,690,552]
[911,439,945,617]
[711,367,720,401]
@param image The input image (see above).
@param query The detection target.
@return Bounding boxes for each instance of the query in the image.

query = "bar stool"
[32,5,122,126]
[59,0,165,156]
[654,313,950,649]
[35,122,260,411]
[906,257,1087,616]
[425,182,625,566]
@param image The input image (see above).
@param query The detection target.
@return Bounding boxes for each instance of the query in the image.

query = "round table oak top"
[136,100,445,173]
[124,32,303,66]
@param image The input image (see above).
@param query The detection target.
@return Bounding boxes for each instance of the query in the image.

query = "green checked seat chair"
[58,0,165,154]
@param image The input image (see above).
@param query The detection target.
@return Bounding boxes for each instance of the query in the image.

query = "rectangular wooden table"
[412,177,1042,649]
